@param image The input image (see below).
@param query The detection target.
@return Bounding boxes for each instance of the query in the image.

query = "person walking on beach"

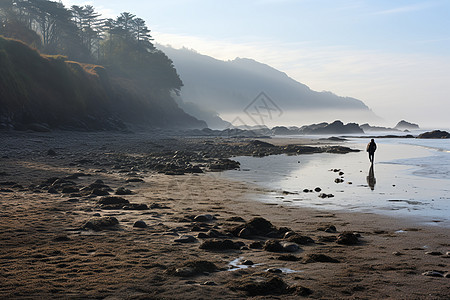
[366,139,377,164]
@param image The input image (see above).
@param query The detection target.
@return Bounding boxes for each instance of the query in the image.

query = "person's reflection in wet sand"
[367,164,376,190]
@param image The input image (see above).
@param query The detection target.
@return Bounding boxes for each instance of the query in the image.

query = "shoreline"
[1,131,449,299]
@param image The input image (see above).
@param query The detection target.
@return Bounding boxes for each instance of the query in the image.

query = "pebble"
[201,281,217,286]
[281,242,300,253]
[194,214,214,222]
[325,225,337,233]
[133,220,147,228]
[425,251,443,256]
[267,268,283,274]
[422,271,444,277]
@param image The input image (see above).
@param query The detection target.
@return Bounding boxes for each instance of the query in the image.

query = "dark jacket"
[367,141,377,153]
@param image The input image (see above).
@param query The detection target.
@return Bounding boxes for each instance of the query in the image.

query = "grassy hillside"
[0,36,205,131]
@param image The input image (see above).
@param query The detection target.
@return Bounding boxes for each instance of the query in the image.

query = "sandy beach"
[0,131,449,299]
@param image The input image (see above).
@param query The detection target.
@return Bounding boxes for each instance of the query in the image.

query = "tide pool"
[223,138,450,227]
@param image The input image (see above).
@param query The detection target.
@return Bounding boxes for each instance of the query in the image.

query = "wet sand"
[0,131,449,299]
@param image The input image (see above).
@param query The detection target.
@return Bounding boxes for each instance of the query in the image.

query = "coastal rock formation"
[394,120,420,131]
[270,121,364,135]
[360,123,399,132]
[417,130,450,139]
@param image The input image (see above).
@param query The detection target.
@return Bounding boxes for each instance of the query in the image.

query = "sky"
[61,0,450,128]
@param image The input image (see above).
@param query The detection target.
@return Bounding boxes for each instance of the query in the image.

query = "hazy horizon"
[61,0,450,129]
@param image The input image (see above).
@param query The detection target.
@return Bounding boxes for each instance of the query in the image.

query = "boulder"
[97,196,129,205]
[168,260,218,277]
[263,240,284,252]
[336,232,359,245]
[304,253,339,263]
[281,242,300,252]
[133,220,147,228]
[199,239,242,250]
[286,234,314,245]
[82,216,119,231]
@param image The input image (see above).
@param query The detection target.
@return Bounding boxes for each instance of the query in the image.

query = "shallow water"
[223,138,450,227]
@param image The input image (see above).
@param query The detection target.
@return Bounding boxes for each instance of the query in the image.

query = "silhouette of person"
[367,164,376,190]
[366,139,377,164]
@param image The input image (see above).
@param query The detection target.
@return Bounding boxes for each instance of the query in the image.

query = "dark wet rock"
[226,216,246,222]
[197,232,209,239]
[91,188,109,196]
[417,130,450,139]
[267,268,283,274]
[97,196,129,205]
[336,232,359,245]
[61,186,79,194]
[277,254,300,261]
[325,225,337,233]
[185,166,203,173]
[199,239,241,250]
[238,227,252,238]
[115,187,133,195]
[318,193,334,198]
[47,187,58,194]
[242,260,254,266]
[314,187,322,192]
[122,203,149,210]
[201,281,217,286]
[444,273,450,278]
[283,231,296,239]
[292,286,313,297]
[194,214,215,222]
[126,177,144,183]
[303,189,310,193]
[133,220,148,228]
[175,235,198,243]
[334,178,344,183]
[230,217,276,237]
[230,275,291,296]
[206,229,226,238]
[425,251,443,256]
[263,240,284,252]
[304,253,339,263]
[392,251,404,256]
[209,158,240,171]
[249,241,263,249]
[250,140,276,148]
[281,242,300,252]
[82,216,119,231]
[149,203,170,209]
[422,271,444,277]
[167,260,218,277]
[286,234,315,245]
[47,149,57,156]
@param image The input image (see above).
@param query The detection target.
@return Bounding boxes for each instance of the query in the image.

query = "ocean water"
[223,136,450,227]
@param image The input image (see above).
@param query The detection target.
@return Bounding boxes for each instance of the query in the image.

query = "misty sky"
[61,0,450,128]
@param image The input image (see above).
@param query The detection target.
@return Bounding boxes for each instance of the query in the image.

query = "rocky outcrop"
[417,130,450,139]
[394,120,420,131]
